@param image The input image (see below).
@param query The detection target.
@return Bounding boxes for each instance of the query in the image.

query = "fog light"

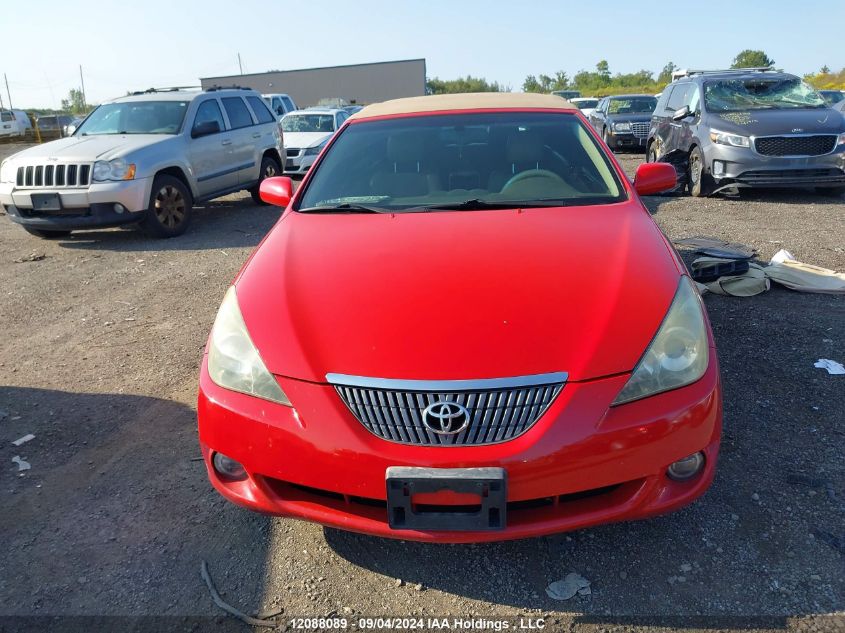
[712,161,725,177]
[113,203,125,214]
[667,452,705,481]
[212,452,246,479]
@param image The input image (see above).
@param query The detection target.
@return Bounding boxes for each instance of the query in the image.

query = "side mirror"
[191,120,220,138]
[634,162,677,196]
[671,105,692,122]
[259,176,293,207]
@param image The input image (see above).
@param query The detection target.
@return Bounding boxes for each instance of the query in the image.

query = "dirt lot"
[0,142,843,632]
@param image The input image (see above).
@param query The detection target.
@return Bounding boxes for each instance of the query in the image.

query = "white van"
[13,110,32,134]
[262,93,297,118]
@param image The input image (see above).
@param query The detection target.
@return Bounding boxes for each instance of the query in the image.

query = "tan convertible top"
[350,92,575,120]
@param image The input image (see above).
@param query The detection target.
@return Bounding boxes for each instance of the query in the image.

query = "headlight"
[0,159,14,184]
[709,129,750,148]
[612,277,709,406]
[92,158,136,181]
[207,286,291,406]
[613,122,632,133]
[304,145,323,156]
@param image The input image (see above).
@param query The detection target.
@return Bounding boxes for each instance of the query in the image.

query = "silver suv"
[0,87,284,238]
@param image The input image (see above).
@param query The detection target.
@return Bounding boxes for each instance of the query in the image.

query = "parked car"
[0,87,283,239]
[262,93,298,118]
[343,105,364,115]
[819,89,844,106]
[198,92,721,542]
[12,110,33,135]
[281,108,348,174]
[551,89,581,100]
[63,116,85,137]
[647,69,845,196]
[0,110,17,137]
[589,94,657,151]
[34,114,74,135]
[569,97,599,118]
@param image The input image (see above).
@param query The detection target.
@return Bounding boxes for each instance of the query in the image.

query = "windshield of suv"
[281,114,336,133]
[607,97,657,114]
[76,101,189,135]
[704,78,826,111]
[296,112,625,212]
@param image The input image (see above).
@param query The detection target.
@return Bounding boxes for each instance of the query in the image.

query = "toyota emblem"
[422,401,470,435]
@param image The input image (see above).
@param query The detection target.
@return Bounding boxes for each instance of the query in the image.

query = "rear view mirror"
[672,106,692,122]
[259,176,293,207]
[191,120,220,138]
[634,162,677,196]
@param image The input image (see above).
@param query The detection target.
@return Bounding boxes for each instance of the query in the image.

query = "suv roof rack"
[130,86,201,95]
[206,85,253,92]
[671,67,776,80]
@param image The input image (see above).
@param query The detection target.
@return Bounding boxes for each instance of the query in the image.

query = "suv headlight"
[304,144,324,156]
[613,122,632,133]
[92,158,136,181]
[709,129,750,148]
[612,277,709,406]
[207,287,291,406]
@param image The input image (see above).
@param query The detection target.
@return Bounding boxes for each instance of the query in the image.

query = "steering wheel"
[501,169,566,193]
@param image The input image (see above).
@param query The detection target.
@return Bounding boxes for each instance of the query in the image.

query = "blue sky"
[2,0,843,108]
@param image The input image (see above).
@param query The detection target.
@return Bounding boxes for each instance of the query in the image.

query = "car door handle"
[252,132,261,139]
[221,139,232,146]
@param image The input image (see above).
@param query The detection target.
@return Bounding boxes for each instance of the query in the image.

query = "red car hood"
[235,201,681,384]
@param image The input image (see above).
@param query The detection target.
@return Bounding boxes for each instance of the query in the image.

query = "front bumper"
[704,142,845,188]
[0,177,151,229]
[198,354,722,543]
[284,151,317,174]
[606,132,648,150]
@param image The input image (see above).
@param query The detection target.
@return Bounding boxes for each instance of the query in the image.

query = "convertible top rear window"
[296,112,627,212]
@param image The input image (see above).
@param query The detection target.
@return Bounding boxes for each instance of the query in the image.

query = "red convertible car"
[198,93,722,542]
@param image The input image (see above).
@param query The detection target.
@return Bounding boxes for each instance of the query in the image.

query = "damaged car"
[589,94,657,151]
[647,69,845,197]
[197,92,722,543]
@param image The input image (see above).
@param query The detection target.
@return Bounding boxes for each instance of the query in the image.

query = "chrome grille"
[754,135,836,157]
[631,122,650,138]
[16,163,91,188]
[330,373,566,446]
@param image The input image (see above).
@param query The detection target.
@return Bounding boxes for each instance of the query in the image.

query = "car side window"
[667,84,689,112]
[272,98,285,116]
[192,99,226,135]
[221,97,254,129]
[686,85,701,113]
[246,96,275,124]
[336,112,347,127]
[655,90,672,114]
[282,96,295,112]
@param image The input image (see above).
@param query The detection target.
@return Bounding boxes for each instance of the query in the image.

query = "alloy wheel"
[154,185,186,228]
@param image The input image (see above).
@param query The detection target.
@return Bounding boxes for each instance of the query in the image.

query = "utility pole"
[4,73,12,110]
[79,65,87,109]
[238,53,243,75]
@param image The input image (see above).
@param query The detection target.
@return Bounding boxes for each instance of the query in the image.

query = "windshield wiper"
[298,203,390,214]
[408,198,572,211]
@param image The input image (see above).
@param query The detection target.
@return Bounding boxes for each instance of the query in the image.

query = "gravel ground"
[0,143,842,632]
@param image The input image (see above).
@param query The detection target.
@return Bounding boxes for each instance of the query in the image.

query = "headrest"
[507,131,544,164]
[387,132,425,163]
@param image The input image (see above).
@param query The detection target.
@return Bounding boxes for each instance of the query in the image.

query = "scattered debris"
[694,258,770,297]
[200,560,277,627]
[14,252,47,263]
[767,250,845,294]
[690,257,750,283]
[12,434,35,447]
[545,572,591,601]
[675,237,755,259]
[814,359,845,375]
[12,456,31,471]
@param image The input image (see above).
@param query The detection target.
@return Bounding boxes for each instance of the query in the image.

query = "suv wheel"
[23,227,72,239]
[251,155,282,205]
[141,175,192,238]
[688,146,713,197]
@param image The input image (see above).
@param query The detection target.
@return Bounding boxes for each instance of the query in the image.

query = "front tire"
[688,146,713,197]
[250,155,282,205]
[140,175,192,238]
[646,141,659,163]
[23,227,72,239]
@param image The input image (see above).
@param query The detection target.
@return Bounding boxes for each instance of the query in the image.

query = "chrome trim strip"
[325,371,568,391]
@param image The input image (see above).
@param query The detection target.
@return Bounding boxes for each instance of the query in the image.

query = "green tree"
[658,61,677,84]
[61,88,88,114]
[730,50,775,69]
[426,75,507,94]
[596,60,611,82]
[820,65,831,74]
[522,75,543,93]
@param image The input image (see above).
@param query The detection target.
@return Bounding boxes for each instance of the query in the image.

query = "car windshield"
[607,97,657,114]
[704,78,827,111]
[296,111,626,212]
[76,101,188,135]
[574,99,599,110]
[281,114,336,133]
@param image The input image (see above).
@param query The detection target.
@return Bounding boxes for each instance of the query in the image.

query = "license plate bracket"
[386,466,506,531]
[31,193,62,212]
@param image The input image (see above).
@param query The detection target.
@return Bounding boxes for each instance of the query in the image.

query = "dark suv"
[647,69,845,196]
